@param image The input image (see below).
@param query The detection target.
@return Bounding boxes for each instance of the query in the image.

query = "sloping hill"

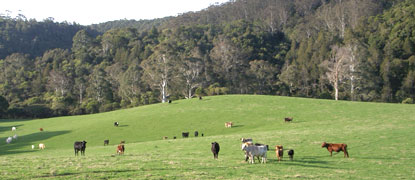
[0,95,414,179]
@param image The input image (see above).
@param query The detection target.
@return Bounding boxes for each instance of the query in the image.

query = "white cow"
[242,143,267,164]
[6,137,12,144]
[12,127,16,131]
[39,143,45,150]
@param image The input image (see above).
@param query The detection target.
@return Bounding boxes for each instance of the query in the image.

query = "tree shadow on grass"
[0,124,24,134]
[0,130,71,156]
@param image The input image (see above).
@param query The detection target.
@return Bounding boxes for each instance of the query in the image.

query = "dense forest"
[1,0,414,119]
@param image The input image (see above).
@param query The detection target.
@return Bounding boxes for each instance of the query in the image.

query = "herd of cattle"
[6,116,349,163]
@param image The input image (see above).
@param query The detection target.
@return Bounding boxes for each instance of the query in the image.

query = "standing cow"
[211,142,220,159]
[114,122,119,127]
[74,141,87,156]
[321,142,349,158]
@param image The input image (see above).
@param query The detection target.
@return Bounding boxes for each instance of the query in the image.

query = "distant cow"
[211,142,220,159]
[168,100,172,103]
[40,128,44,131]
[201,133,204,137]
[275,145,283,162]
[225,122,233,128]
[199,96,203,100]
[182,132,189,138]
[31,145,35,149]
[13,134,18,140]
[194,131,199,137]
[6,137,12,144]
[117,144,125,155]
[163,136,168,140]
[242,143,267,164]
[173,136,177,139]
[114,122,119,127]
[104,140,109,146]
[284,117,293,122]
[321,142,349,158]
[39,143,45,150]
[12,127,16,131]
[288,149,294,160]
[74,141,87,156]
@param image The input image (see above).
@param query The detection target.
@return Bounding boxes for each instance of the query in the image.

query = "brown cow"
[284,117,293,122]
[225,122,233,128]
[275,145,283,162]
[39,128,44,131]
[117,144,125,155]
[321,142,349,158]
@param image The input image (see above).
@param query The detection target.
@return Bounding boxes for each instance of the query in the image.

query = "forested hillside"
[1,0,414,119]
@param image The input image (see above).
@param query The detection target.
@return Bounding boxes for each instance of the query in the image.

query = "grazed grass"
[1,95,415,179]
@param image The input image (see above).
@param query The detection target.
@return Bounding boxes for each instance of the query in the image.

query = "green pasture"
[1,95,414,179]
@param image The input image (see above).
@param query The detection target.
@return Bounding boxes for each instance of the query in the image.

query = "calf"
[194,131,199,137]
[74,141,87,156]
[284,117,293,122]
[288,149,294,160]
[182,132,189,138]
[321,142,349,158]
[39,143,45,149]
[117,144,125,155]
[225,122,233,128]
[211,142,220,159]
[104,140,109,146]
[242,143,267,164]
[275,145,283,162]
[114,122,119,127]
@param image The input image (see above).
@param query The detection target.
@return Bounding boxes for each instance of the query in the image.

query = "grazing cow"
[40,128,43,131]
[225,122,233,128]
[168,100,172,103]
[6,137,12,144]
[242,143,267,164]
[182,132,189,138]
[211,142,220,159]
[163,136,168,140]
[321,142,349,158]
[104,140,109,146]
[241,142,254,162]
[114,122,119,127]
[275,145,284,162]
[12,127,16,131]
[284,117,293,122]
[117,144,125,155]
[199,96,203,100]
[201,133,204,137]
[39,143,45,149]
[173,136,176,139]
[288,149,294,160]
[74,141,87,156]
[194,131,199,137]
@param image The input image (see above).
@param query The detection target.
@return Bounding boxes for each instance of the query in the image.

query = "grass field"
[1,95,414,179]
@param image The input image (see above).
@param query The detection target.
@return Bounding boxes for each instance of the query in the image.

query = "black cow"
[114,122,119,127]
[194,131,199,137]
[199,96,203,100]
[74,141,87,156]
[168,100,172,103]
[288,149,294,160]
[211,142,220,159]
[104,140,109,146]
[201,133,204,137]
[182,132,189,138]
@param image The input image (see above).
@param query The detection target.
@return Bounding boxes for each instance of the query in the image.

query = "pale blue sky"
[1,0,229,25]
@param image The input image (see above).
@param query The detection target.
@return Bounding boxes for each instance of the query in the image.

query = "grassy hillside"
[1,95,414,179]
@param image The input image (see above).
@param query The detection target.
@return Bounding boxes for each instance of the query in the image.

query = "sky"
[0,0,230,25]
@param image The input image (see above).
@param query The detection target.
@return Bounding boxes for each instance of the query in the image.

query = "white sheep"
[39,143,45,149]
[12,127,16,131]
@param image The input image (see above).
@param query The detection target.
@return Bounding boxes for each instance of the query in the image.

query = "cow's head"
[321,142,328,148]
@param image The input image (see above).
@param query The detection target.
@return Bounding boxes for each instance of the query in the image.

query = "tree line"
[1,0,414,119]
